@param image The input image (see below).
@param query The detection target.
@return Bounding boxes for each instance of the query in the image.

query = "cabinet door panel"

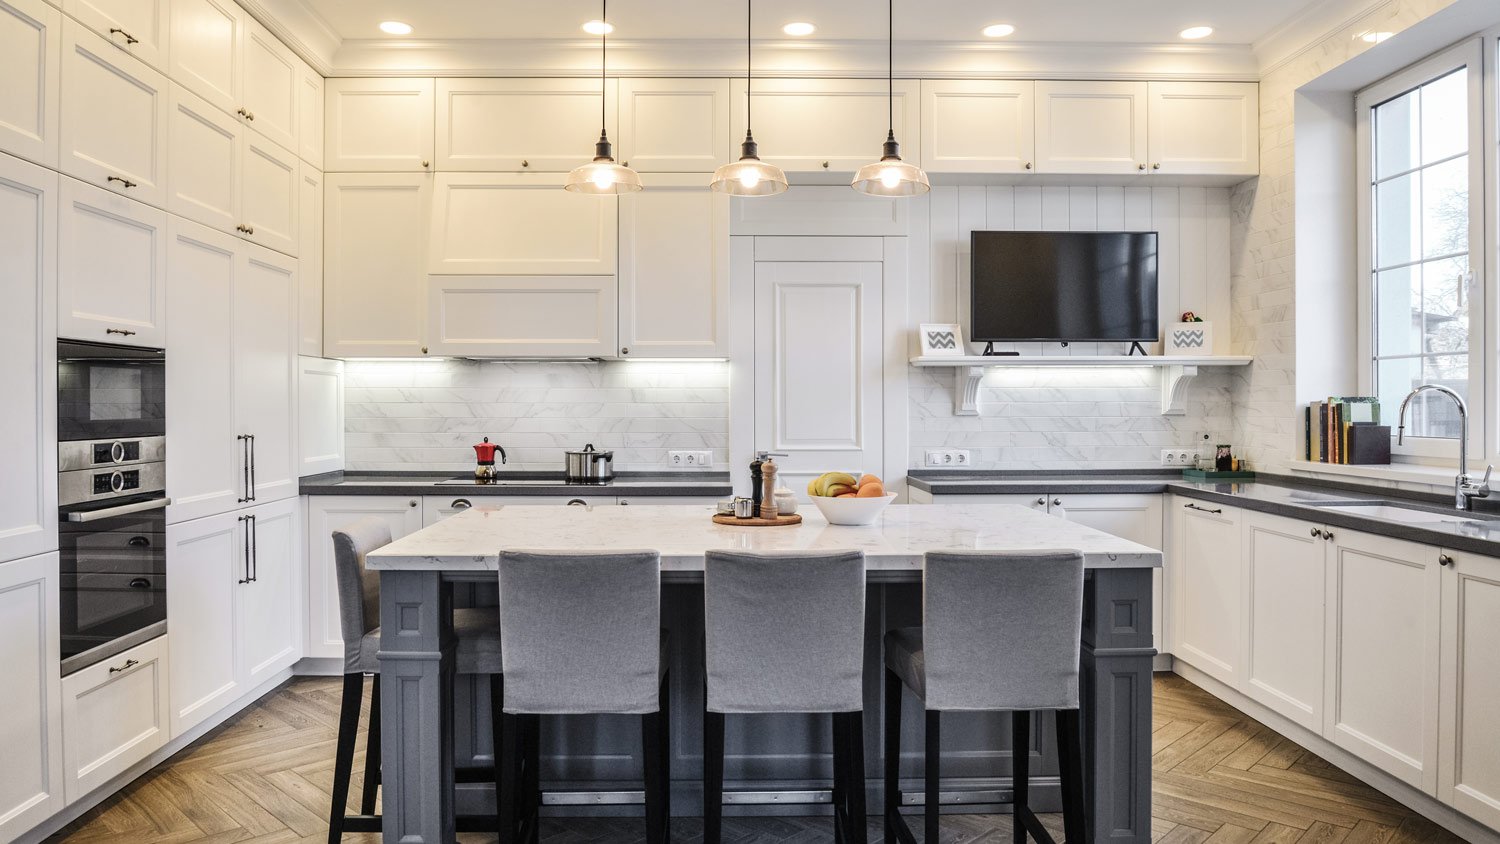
[297,61,323,169]
[0,552,64,841]
[0,0,61,169]
[324,78,433,172]
[731,78,920,174]
[238,499,299,685]
[1148,82,1258,176]
[1035,81,1148,175]
[241,19,298,154]
[1173,499,1242,685]
[298,356,342,477]
[304,496,422,659]
[618,78,728,173]
[619,174,727,358]
[168,0,241,115]
[64,0,167,73]
[57,176,167,346]
[429,173,616,275]
[234,246,297,503]
[61,634,168,801]
[920,80,1035,174]
[60,19,168,206]
[297,164,322,355]
[167,83,241,234]
[436,78,613,172]
[323,173,430,357]
[0,155,57,564]
[428,275,617,358]
[165,511,238,736]
[1243,511,1325,730]
[1440,551,1500,828]
[242,130,298,256]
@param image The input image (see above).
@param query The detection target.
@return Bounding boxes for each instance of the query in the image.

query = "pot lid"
[566,443,613,458]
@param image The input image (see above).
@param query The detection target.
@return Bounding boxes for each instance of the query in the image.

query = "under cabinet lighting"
[981,24,1015,38]
[1179,26,1214,40]
[378,20,412,35]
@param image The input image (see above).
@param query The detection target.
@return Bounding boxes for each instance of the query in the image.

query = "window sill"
[1287,460,1456,488]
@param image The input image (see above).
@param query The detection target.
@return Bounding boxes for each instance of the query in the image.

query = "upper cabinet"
[920,80,1035,175]
[618,78,729,173]
[297,163,322,355]
[64,0,169,74]
[323,172,430,356]
[618,174,728,358]
[1147,81,1258,177]
[324,78,433,172]
[435,78,615,172]
[0,0,61,169]
[240,128,299,255]
[428,173,617,275]
[1034,81,1149,175]
[168,0,241,117]
[57,174,167,347]
[730,78,920,174]
[240,18,298,155]
[296,59,323,169]
[427,275,618,358]
[59,19,169,207]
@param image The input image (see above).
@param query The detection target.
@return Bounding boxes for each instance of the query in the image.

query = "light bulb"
[879,167,902,189]
[738,168,761,188]
[591,167,615,189]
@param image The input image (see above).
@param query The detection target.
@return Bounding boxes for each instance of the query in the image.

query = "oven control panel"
[58,436,165,507]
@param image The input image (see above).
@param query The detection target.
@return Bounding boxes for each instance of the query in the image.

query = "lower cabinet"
[1439,549,1500,828]
[61,634,169,803]
[1242,510,1325,731]
[1052,494,1165,654]
[304,495,423,659]
[0,553,65,841]
[1172,498,1242,686]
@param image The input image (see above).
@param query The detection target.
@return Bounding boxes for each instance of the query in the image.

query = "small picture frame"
[919,323,965,356]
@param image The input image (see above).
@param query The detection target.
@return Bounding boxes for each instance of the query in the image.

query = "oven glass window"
[89,365,144,421]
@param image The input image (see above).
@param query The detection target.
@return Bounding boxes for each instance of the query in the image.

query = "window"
[1357,41,1485,456]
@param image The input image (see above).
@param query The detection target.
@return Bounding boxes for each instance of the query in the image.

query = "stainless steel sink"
[1312,502,1489,526]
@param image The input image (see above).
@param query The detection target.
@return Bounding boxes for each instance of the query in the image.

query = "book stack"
[1305,397,1387,464]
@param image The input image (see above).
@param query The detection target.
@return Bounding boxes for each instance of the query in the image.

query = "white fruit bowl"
[809,493,898,526]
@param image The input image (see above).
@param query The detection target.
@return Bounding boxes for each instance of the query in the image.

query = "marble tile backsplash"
[343,359,730,472]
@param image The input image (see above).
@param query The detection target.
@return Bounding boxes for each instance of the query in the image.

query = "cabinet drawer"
[61,634,169,802]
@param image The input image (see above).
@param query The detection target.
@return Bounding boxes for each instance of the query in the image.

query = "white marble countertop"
[365,503,1162,571]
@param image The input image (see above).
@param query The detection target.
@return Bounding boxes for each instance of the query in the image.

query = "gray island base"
[366,503,1159,843]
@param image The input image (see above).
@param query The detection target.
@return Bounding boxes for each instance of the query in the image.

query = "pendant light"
[565,0,641,194]
[852,0,928,197]
[710,0,788,196]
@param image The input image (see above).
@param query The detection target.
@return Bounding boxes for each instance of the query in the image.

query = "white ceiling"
[303,0,1323,46]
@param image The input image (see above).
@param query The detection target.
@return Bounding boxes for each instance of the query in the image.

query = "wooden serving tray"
[712,513,803,527]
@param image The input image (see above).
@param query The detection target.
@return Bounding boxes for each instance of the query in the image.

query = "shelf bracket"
[1160,364,1200,415]
[955,366,985,416]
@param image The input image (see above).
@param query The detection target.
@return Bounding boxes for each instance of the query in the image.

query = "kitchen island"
[365,502,1161,844]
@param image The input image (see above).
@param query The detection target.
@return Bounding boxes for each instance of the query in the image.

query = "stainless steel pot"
[564,444,614,483]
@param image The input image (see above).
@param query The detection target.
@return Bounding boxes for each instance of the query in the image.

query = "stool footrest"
[900,787,1015,806]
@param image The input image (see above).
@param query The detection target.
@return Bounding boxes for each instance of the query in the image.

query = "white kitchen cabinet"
[435,78,615,172]
[1242,510,1326,731]
[618,78,729,173]
[240,17,298,155]
[165,509,239,736]
[1439,549,1500,829]
[233,244,298,503]
[618,174,728,358]
[730,78,921,174]
[1147,82,1258,177]
[324,77,433,172]
[57,175,167,346]
[237,497,299,687]
[241,128,299,255]
[424,494,480,525]
[166,82,240,233]
[296,59,323,169]
[428,275,617,358]
[64,0,168,73]
[298,355,343,477]
[167,0,241,116]
[0,552,64,841]
[323,172,431,357]
[1172,497,1242,686]
[0,153,57,565]
[297,163,322,355]
[920,80,1035,175]
[304,495,423,659]
[61,633,168,802]
[428,172,617,275]
[1034,81,1149,175]
[0,0,61,169]
[59,19,168,206]
[1323,529,1441,793]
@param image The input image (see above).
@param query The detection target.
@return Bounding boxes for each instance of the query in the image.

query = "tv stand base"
[981,342,1020,357]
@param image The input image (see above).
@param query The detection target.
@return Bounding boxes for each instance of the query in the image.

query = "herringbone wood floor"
[47,673,1463,843]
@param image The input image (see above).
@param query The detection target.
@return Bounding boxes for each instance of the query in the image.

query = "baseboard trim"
[1170,662,1500,844]
[16,668,297,844]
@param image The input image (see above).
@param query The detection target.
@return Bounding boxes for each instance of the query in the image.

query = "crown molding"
[237,0,342,73]
[1252,0,1393,76]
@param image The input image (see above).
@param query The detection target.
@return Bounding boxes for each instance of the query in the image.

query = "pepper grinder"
[750,452,788,519]
[748,455,764,518]
[759,457,780,519]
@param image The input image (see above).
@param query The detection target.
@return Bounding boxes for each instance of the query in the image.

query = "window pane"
[1375,89,1419,179]
[1375,266,1420,357]
[1376,357,1423,433]
[1420,68,1467,164]
[1422,257,1469,354]
[1419,355,1469,438]
[1375,172,1419,268]
[1421,155,1468,258]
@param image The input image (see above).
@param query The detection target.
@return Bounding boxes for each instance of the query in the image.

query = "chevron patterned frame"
[919,323,965,356]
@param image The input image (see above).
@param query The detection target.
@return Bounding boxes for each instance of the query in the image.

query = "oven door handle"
[66,497,171,522]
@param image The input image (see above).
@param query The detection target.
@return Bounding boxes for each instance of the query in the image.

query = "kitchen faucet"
[1397,384,1492,511]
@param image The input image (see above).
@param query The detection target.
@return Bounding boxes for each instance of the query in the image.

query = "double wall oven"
[57,341,169,675]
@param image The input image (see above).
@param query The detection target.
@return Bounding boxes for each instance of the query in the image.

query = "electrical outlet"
[1159,449,1199,467]
[925,449,971,467]
[670,450,713,468]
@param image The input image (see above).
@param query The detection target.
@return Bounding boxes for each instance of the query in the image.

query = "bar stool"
[497,550,670,844]
[703,549,869,844]
[327,518,506,843]
[883,550,1087,844]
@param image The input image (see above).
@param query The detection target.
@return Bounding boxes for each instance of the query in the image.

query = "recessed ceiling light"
[981,23,1016,38]
[1360,30,1393,43]
[378,20,412,35]
[583,19,613,35]
[783,21,816,36]
[1179,26,1214,40]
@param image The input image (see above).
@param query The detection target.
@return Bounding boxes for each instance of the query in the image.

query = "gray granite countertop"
[300,470,733,498]
[910,469,1500,557]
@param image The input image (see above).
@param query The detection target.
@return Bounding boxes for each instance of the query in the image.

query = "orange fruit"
[856,483,886,498]
[858,473,882,488]
[836,492,857,498]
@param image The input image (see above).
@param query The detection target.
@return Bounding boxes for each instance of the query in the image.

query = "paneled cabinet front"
[324,78,433,172]
[435,78,616,172]
[1034,81,1149,175]
[240,18,299,155]
[323,173,431,357]
[920,80,1035,174]
[64,0,169,73]
[0,552,65,841]
[428,173,617,275]
[304,495,423,660]
[57,175,167,346]
[427,275,618,358]
[1147,81,1258,177]
[59,19,169,206]
[1438,549,1500,829]
[618,78,729,173]
[297,164,322,355]
[60,633,169,802]
[0,0,61,169]
[1171,498,1242,686]
[618,174,728,358]
[730,78,921,174]
[1241,510,1326,731]
[168,0,241,117]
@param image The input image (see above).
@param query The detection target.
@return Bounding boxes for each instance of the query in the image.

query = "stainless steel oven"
[58,340,169,675]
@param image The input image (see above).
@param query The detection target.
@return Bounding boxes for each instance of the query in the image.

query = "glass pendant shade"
[710,135,788,196]
[565,134,642,194]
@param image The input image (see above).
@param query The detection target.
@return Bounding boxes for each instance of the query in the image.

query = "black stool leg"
[924,710,940,844]
[498,712,522,844]
[1012,711,1031,844]
[883,669,903,844]
[659,673,672,838]
[844,711,868,844]
[360,675,380,815]
[704,709,725,844]
[1056,708,1087,844]
[642,707,668,844]
[488,675,505,830]
[525,715,541,844]
[832,714,848,844]
[329,673,364,844]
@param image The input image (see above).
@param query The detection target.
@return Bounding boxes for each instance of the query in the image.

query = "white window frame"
[1486,29,1500,468]
[1356,39,1487,462]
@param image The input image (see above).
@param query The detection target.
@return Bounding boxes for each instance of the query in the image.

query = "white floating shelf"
[908,355,1254,416]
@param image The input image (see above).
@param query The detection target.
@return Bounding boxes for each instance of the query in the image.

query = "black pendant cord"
[746,0,753,139]
[600,0,607,138]
[887,0,893,135]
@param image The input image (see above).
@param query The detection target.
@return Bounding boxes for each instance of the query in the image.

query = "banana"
[813,472,857,497]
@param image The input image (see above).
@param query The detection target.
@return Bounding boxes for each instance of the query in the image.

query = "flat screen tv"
[970,231,1159,344]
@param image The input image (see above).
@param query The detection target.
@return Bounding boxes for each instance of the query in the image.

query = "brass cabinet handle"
[521,160,529,167]
[1183,502,1222,514]
[1152,163,1161,170]
[1024,162,1033,170]
[1137,163,1147,171]
[105,327,137,337]
[109,658,140,674]
[109,27,139,44]
[236,107,256,121]
[107,175,137,188]
[421,160,430,168]
[822,161,830,169]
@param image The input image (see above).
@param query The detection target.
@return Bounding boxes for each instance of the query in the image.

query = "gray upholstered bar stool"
[702,549,869,844]
[883,550,1087,844]
[327,518,506,842]
[497,550,670,844]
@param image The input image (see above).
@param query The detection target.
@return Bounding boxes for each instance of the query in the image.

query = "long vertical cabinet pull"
[237,515,252,583]
[236,435,252,502]
[248,435,257,502]
[249,514,258,582]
